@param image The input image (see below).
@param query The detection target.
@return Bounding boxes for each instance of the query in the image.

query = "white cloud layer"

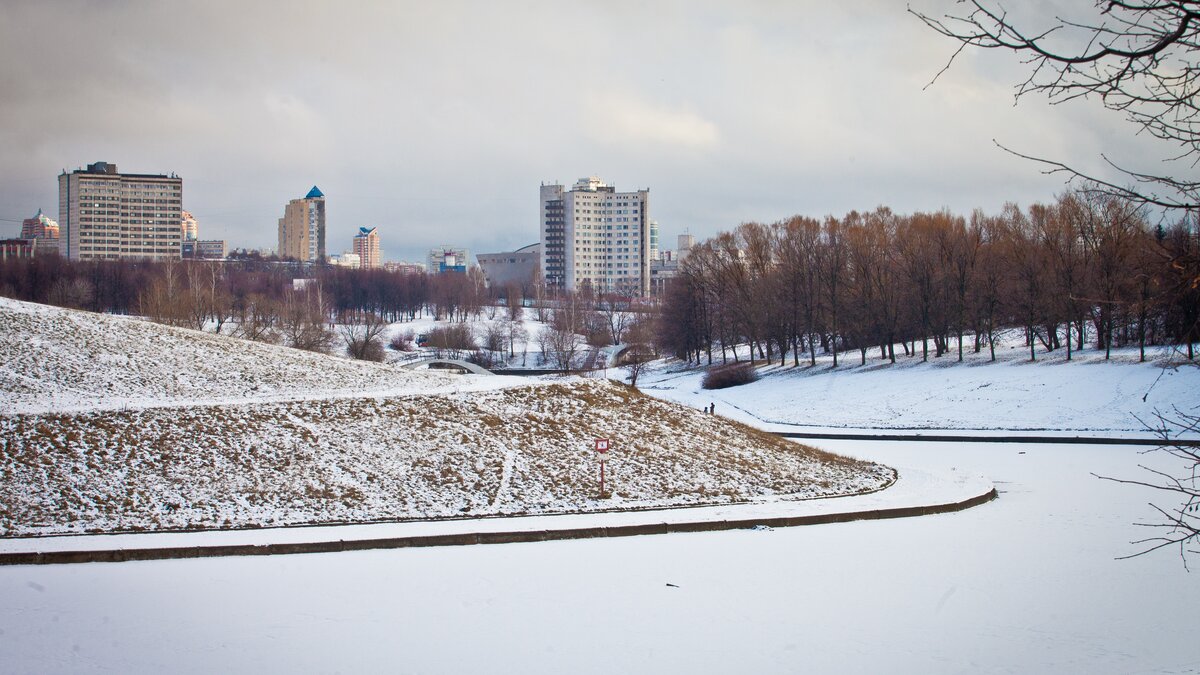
[584,92,720,149]
[0,1,1147,261]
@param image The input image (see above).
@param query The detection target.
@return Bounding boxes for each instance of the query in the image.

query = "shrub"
[427,324,475,354]
[701,362,759,390]
[466,349,497,369]
[348,337,386,362]
[389,330,415,352]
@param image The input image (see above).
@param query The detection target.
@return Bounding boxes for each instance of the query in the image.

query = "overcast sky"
[0,1,1139,263]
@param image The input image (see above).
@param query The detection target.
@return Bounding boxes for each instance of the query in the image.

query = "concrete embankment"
[0,467,995,565]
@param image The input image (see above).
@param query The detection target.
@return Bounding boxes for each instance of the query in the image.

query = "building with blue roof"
[278,185,326,262]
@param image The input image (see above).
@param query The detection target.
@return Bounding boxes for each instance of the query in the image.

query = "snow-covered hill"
[0,299,891,535]
[0,297,462,414]
[0,381,893,536]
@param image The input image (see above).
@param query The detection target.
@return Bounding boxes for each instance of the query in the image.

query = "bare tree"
[913,1,1200,210]
[970,211,1008,362]
[1040,193,1092,360]
[501,316,527,359]
[139,258,183,327]
[531,270,550,323]
[598,292,634,345]
[998,203,1051,361]
[48,277,94,311]
[820,216,849,367]
[280,286,334,354]
[339,311,390,361]
[1077,190,1147,358]
[504,282,524,322]
[541,296,586,373]
[233,294,279,344]
[622,312,657,388]
[1097,411,1200,568]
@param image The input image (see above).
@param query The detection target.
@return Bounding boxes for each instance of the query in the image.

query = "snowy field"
[1,439,1195,674]
[638,340,1200,437]
[3,298,1198,672]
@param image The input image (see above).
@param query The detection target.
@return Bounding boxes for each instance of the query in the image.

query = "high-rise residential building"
[353,226,380,269]
[181,210,198,241]
[20,208,60,251]
[57,161,183,260]
[677,233,695,258]
[539,176,651,297]
[278,186,326,262]
[428,246,469,274]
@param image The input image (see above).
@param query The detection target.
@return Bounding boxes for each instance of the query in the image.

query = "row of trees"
[0,253,657,369]
[659,189,1199,366]
[0,256,513,325]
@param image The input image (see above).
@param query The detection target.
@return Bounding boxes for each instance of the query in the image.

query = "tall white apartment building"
[57,161,183,260]
[540,176,654,297]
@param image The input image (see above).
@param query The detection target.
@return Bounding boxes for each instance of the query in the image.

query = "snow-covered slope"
[638,340,1200,434]
[0,381,893,536]
[0,299,891,535]
[0,297,458,413]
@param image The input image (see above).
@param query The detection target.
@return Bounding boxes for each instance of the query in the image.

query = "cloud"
[0,1,1150,261]
[583,92,719,149]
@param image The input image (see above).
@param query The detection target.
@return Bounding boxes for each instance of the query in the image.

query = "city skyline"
[0,2,1143,263]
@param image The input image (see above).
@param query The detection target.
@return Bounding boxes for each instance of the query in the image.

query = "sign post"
[595,438,609,497]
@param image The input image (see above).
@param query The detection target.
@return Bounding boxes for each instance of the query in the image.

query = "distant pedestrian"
[711,403,716,415]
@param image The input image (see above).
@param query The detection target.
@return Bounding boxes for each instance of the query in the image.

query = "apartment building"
[20,208,60,253]
[181,210,198,241]
[57,161,183,260]
[539,176,654,297]
[278,186,326,262]
[353,226,380,269]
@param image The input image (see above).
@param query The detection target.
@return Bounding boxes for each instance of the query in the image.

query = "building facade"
[1,239,38,261]
[477,242,541,289]
[182,239,227,259]
[181,210,198,241]
[353,226,380,269]
[383,260,426,275]
[539,176,653,297]
[330,251,361,268]
[20,208,60,253]
[427,246,469,274]
[57,161,183,260]
[278,186,326,262]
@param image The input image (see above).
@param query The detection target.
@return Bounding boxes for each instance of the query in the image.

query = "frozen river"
[1,438,1195,674]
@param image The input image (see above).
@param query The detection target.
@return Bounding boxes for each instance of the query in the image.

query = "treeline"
[0,256,503,325]
[658,189,1200,366]
[0,252,660,368]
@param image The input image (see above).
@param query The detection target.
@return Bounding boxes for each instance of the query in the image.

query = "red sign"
[595,438,609,453]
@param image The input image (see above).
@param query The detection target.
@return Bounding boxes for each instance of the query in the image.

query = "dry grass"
[0,379,893,536]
